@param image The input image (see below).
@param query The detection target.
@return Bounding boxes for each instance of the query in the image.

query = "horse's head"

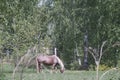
[55,55,65,73]
[60,68,65,73]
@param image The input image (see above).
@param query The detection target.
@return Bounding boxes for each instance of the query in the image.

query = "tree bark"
[83,31,89,70]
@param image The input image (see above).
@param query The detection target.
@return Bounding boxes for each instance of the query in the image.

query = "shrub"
[98,64,111,71]
[70,61,80,70]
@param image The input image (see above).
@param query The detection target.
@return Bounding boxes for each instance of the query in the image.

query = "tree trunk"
[83,31,89,70]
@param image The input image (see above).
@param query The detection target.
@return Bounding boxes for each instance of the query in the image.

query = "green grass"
[1,64,120,80]
[5,70,102,80]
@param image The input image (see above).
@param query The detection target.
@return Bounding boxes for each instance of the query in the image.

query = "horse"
[36,54,65,73]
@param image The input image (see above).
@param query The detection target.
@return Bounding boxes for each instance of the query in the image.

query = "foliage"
[98,64,111,71]
[0,0,48,60]
[70,61,80,70]
[0,0,120,70]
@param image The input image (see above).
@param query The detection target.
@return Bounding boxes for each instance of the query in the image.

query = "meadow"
[1,64,120,80]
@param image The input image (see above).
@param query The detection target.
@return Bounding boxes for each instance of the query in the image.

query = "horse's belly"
[43,62,53,66]
[43,59,53,65]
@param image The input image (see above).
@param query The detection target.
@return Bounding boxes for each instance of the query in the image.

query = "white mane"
[55,55,64,70]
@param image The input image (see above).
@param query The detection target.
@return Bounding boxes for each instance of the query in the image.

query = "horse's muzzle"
[60,69,64,73]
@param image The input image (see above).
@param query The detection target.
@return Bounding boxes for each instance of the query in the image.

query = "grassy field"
[5,70,104,80]
[1,64,120,80]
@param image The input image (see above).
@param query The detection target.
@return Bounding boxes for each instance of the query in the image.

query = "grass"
[1,64,120,80]
[5,70,102,80]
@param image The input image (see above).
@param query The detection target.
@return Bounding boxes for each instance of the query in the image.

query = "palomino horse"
[36,54,65,73]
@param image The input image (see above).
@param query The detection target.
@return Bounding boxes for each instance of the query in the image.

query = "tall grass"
[6,71,103,80]
[2,64,120,80]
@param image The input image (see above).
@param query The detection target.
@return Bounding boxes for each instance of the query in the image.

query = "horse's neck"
[55,56,64,69]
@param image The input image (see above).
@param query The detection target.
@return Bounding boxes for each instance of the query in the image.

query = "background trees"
[0,0,120,70]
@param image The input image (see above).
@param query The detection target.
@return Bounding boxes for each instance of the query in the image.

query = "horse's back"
[36,54,58,65]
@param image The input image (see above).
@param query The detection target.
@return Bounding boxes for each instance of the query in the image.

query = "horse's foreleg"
[51,64,57,73]
[36,58,40,73]
[39,63,42,72]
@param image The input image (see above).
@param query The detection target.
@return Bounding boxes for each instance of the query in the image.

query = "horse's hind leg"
[39,63,42,72]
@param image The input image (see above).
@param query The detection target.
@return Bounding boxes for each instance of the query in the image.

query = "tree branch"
[99,41,107,62]
[88,47,96,61]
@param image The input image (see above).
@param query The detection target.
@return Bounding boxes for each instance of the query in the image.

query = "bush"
[89,64,112,71]
[70,61,80,70]
[99,64,111,71]
[89,64,95,71]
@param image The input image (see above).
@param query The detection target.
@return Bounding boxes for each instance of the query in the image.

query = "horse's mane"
[54,55,64,70]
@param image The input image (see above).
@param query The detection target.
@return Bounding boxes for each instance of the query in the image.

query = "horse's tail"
[55,56,65,73]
